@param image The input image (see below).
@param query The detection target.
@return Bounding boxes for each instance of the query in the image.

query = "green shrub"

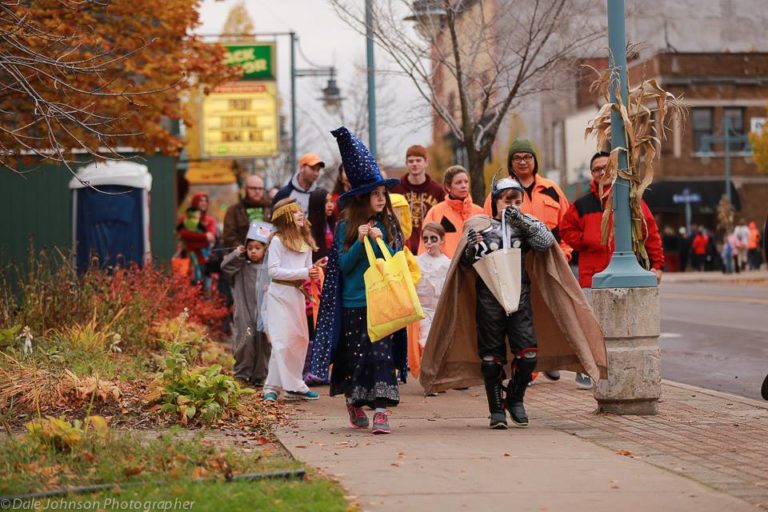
[159,343,252,425]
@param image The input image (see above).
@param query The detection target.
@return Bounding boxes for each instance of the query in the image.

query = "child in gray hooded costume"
[221,221,273,386]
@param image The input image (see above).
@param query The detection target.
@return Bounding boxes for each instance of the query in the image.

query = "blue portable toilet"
[69,161,152,272]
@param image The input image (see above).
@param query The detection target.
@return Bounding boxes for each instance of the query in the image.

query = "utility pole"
[591,0,656,290]
[366,0,377,158]
[592,0,662,416]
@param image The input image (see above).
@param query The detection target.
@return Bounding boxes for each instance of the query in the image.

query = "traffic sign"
[672,188,702,204]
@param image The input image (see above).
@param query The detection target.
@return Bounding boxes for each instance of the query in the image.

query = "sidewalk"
[662,269,768,283]
[275,374,768,511]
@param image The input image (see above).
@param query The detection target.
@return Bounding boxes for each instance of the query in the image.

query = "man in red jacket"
[560,152,664,388]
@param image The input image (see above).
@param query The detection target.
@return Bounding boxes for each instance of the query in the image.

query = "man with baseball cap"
[272,153,327,213]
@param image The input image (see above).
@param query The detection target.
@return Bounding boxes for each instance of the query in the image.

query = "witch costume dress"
[311,127,408,408]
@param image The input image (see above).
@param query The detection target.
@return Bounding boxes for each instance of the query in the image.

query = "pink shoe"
[346,403,369,429]
[371,410,391,435]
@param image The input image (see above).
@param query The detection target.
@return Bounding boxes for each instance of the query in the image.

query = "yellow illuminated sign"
[201,82,279,158]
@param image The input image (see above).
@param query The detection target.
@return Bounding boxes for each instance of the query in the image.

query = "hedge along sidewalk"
[275,378,764,512]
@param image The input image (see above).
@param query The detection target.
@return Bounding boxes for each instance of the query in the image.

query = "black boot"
[481,359,507,429]
[506,353,536,427]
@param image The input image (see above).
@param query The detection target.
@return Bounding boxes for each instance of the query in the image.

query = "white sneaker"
[575,373,593,390]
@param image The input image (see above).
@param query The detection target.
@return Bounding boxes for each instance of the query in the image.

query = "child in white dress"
[262,198,322,402]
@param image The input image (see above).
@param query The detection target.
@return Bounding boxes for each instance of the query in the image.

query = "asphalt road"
[659,280,768,400]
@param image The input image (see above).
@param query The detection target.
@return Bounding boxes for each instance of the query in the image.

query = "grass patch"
[10,477,350,512]
[1,426,349,511]
[0,427,296,496]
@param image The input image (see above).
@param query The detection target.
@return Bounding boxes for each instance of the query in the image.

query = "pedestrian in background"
[691,228,709,271]
[733,220,750,272]
[747,220,762,270]
[419,165,483,258]
[560,151,664,389]
[272,153,327,213]
[223,175,271,249]
[392,144,445,252]
[678,227,691,272]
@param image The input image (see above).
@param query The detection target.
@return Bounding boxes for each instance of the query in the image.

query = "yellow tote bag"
[364,236,425,342]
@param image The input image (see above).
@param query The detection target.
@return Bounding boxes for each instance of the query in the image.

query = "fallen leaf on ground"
[123,465,143,476]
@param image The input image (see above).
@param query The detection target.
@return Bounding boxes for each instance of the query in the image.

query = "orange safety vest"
[483,175,573,260]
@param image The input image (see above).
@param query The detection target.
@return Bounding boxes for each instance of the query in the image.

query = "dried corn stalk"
[716,196,734,235]
[584,62,686,266]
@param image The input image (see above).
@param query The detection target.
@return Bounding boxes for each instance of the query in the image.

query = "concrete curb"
[662,379,768,410]
[662,270,768,284]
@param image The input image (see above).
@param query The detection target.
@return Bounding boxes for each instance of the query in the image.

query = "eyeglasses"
[246,186,265,191]
[422,235,440,244]
[590,166,607,174]
[511,155,534,163]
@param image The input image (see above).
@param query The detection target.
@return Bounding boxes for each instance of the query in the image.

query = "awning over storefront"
[643,180,740,214]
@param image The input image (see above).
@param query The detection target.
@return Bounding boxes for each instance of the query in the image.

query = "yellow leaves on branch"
[748,122,768,174]
[584,63,687,264]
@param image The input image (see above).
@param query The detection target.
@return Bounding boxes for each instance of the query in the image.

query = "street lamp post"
[592,0,661,416]
[366,0,377,158]
[404,0,448,39]
[290,33,343,174]
[590,0,656,289]
[697,116,752,205]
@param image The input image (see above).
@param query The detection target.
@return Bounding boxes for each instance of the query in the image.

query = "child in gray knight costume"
[221,221,274,387]
[460,178,555,429]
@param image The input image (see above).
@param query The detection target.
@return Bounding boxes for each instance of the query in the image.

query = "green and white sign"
[223,43,276,81]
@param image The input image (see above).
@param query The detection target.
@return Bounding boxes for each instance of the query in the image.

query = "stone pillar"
[592,287,661,415]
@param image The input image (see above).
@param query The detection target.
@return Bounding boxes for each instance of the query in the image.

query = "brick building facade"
[556,52,768,231]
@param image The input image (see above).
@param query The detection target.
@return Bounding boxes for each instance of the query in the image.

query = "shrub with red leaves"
[3,249,229,348]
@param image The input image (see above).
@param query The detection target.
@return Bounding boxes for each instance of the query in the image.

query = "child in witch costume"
[420,178,608,429]
[311,126,408,435]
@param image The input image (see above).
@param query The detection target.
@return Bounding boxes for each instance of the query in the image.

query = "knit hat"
[405,144,428,160]
[507,139,539,175]
[333,126,399,206]
[246,221,274,244]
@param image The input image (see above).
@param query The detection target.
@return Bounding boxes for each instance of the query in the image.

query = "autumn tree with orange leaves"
[0,0,238,172]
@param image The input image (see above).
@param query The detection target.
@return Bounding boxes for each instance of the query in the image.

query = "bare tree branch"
[330,0,603,199]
